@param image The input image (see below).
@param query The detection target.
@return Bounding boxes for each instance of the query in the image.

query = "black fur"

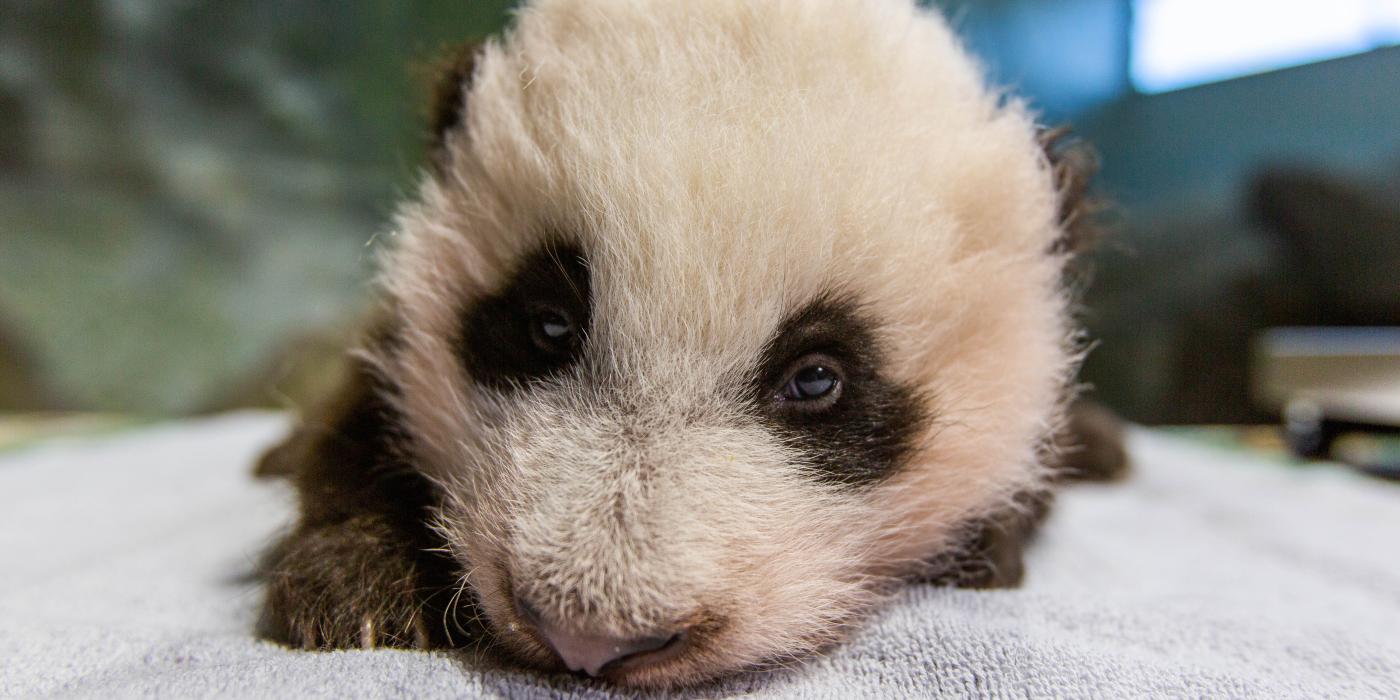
[256,345,476,650]
[457,240,592,390]
[754,295,928,487]
[426,41,484,163]
[1039,125,1103,256]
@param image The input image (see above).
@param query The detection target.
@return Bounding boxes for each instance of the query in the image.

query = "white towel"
[2,414,1397,698]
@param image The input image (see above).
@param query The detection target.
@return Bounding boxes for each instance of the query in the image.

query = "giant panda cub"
[255,0,1123,689]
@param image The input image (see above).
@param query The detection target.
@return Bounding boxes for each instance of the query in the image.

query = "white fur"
[376,0,1074,687]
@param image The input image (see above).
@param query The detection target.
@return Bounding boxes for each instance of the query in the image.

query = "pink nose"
[516,597,682,676]
[536,624,679,676]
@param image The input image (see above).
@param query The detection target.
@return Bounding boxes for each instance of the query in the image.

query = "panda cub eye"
[529,305,578,355]
[777,355,844,410]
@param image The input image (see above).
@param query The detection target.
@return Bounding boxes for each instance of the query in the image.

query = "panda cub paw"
[259,516,436,651]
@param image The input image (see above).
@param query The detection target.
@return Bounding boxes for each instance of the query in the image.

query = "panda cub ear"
[424,41,486,164]
[1039,125,1103,256]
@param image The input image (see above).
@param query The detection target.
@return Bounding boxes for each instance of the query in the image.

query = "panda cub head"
[348,0,1081,689]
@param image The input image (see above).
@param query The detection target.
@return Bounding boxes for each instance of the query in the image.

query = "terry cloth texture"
[2,414,1398,699]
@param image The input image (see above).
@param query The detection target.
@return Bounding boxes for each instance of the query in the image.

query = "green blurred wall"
[0,1,516,414]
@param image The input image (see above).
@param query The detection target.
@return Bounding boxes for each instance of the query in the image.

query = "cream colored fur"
[375,0,1074,687]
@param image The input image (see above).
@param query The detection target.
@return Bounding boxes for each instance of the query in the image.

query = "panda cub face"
[371,0,1076,688]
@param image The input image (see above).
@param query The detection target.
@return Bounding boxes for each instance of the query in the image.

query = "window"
[1132,0,1400,93]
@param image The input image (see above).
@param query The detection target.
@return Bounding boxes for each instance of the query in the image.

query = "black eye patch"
[755,295,928,487]
[457,239,591,390]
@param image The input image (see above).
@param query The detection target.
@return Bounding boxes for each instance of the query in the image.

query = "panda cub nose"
[516,596,685,676]
[539,626,682,677]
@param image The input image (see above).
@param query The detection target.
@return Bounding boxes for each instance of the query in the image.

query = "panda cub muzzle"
[255,0,1122,689]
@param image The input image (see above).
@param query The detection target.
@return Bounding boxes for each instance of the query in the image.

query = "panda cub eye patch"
[457,240,591,389]
[757,296,927,486]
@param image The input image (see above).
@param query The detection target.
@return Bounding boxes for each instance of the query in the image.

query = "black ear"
[424,41,486,164]
[1039,125,1103,256]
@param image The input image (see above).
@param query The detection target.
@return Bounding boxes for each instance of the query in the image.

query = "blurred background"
[2,1,1398,444]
